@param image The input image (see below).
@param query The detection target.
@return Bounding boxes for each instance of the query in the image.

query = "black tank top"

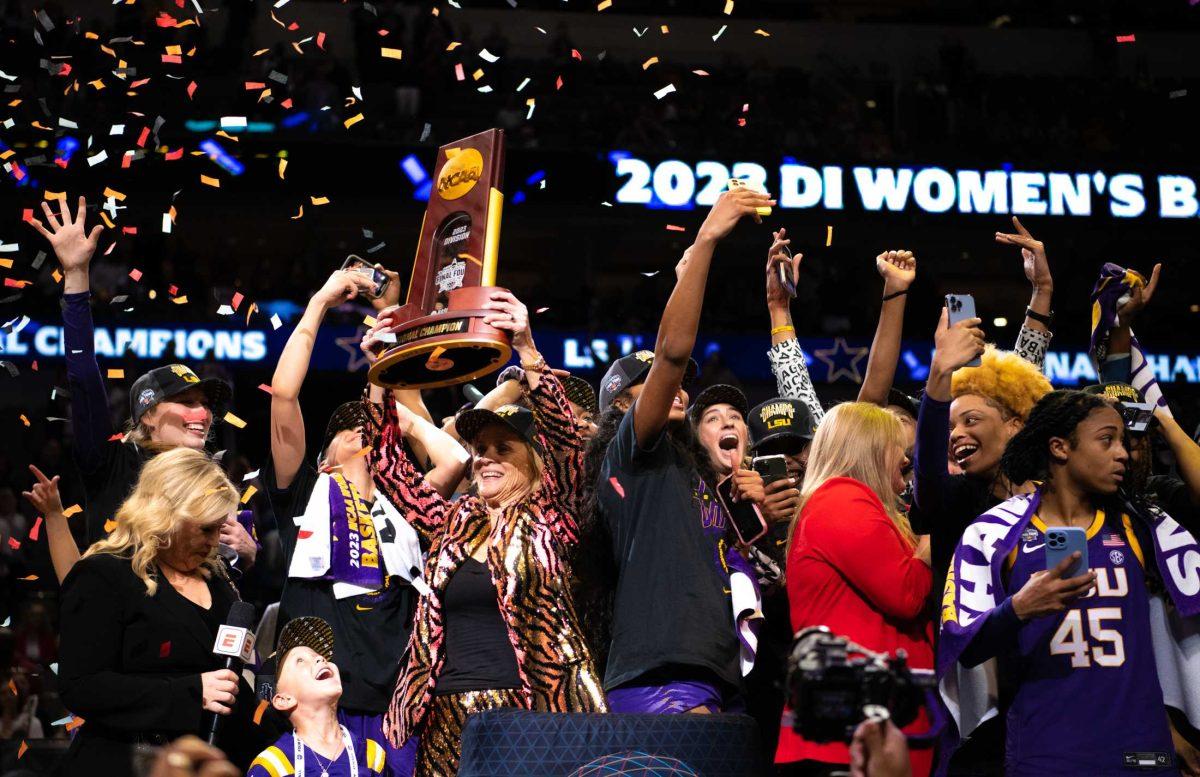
[434,557,520,695]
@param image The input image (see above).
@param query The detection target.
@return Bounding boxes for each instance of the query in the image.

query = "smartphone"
[1045,527,1089,578]
[752,454,789,486]
[776,244,798,298]
[341,254,390,300]
[945,293,981,367]
[716,476,768,546]
[1118,401,1155,434]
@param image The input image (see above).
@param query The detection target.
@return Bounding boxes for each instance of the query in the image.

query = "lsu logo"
[170,365,200,383]
[758,401,795,428]
[437,148,484,200]
[495,405,520,418]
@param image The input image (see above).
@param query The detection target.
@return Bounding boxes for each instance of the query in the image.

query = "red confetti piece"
[187,81,197,99]
[232,292,244,311]
[55,63,72,77]
[287,21,299,31]
[108,433,123,441]
[1116,33,1136,43]
[4,278,30,288]
[156,13,178,27]
[121,227,137,235]
[317,32,326,49]
[608,477,626,498]
[121,152,133,168]
[161,54,182,64]
[454,63,465,81]
[136,127,150,147]
[571,48,582,60]
[130,78,150,89]
[129,268,143,282]
[556,75,564,90]
[281,98,293,109]
[31,361,37,371]
[7,536,20,550]
[164,147,183,161]
[29,516,42,541]
[17,741,27,759]
[257,383,273,395]
[169,285,179,295]
[21,209,33,222]
[665,224,686,232]
[245,81,266,90]
[159,641,171,658]
[737,118,746,127]
[298,530,314,540]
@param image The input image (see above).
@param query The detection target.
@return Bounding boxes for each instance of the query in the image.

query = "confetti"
[640,271,660,277]
[826,225,833,246]
[258,383,274,394]
[200,174,220,187]
[713,24,727,41]
[102,187,126,201]
[754,28,771,37]
[642,56,659,70]
[7,536,19,550]
[724,0,734,13]
[609,476,625,498]
[479,48,499,63]
[159,641,171,658]
[381,47,402,60]
[104,519,117,533]
[654,84,676,100]
[224,412,247,429]
[454,63,465,81]
[665,224,686,232]
[597,0,612,9]
[29,516,42,541]
[270,313,283,330]
[107,369,125,379]
[344,113,364,129]
[292,205,304,220]
[1169,89,1188,99]
[63,504,82,517]
[172,295,189,304]
[17,741,26,759]
[254,699,269,725]
[240,485,257,504]
[1116,34,1136,43]
[310,196,330,206]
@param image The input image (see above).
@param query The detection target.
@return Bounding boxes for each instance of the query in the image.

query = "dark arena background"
[1,0,1200,772]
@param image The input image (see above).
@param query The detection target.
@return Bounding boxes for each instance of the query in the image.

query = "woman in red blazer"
[776,402,933,776]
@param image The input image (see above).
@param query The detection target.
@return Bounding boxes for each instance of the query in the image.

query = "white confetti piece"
[516,77,530,92]
[87,150,108,166]
[713,24,728,41]
[479,48,499,63]
[217,305,234,316]
[270,313,282,330]
[109,123,125,135]
[654,84,676,100]
[161,213,173,233]
[243,469,260,481]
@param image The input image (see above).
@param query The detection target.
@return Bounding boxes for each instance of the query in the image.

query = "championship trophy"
[367,129,512,389]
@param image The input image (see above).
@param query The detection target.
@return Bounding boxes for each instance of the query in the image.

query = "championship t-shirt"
[597,408,740,692]
[265,460,416,714]
[247,731,386,777]
[1000,510,1175,776]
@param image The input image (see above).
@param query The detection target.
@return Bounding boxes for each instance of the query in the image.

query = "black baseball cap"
[689,384,749,422]
[748,398,817,450]
[598,350,699,411]
[129,364,231,425]
[885,387,920,421]
[320,401,368,457]
[456,403,543,453]
[258,616,336,700]
[561,375,599,417]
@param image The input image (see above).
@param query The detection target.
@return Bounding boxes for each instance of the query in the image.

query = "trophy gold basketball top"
[367,129,513,389]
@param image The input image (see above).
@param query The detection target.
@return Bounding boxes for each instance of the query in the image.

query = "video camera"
[785,626,940,743]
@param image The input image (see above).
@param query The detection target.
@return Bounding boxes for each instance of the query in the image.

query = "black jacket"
[56,553,278,776]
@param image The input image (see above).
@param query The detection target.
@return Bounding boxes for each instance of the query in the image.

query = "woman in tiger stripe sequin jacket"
[366,370,607,774]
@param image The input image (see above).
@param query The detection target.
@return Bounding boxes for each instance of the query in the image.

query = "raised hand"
[22,465,64,517]
[1012,552,1097,620]
[697,187,775,244]
[481,290,534,358]
[875,249,916,294]
[931,307,985,374]
[1117,263,1162,324]
[27,195,104,282]
[995,216,1052,292]
[314,269,374,310]
[765,228,802,310]
[759,477,801,524]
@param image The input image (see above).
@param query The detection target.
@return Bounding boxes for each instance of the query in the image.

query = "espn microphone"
[206,600,257,746]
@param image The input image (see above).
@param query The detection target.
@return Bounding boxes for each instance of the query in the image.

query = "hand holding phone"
[341,255,390,300]
[945,294,981,368]
[1044,527,1088,578]
[752,454,789,485]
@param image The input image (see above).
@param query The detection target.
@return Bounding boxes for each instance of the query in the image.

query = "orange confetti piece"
[19,414,30,427]
[310,196,330,206]
[7,679,16,695]
[200,174,220,188]
[65,716,85,732]
[172,295,189,304]
[723,0,734,13]
[344,113,364,129]
[825,225,833,246]
[364,315,378,328]
[103,187,126,201]
[240,485,258,504]
[352,445,373,459]
[44,191,66,201]
[254,699,269,725]
[597,0,612,9]
[471,68,484,81]
[107,369,125,379]
[278,159,287,179]
[17,741,27,759]
[642,56,659,70]
[0,259,12,269]
[18,575,37,581]
[292,205,304,220]
[223,412,247,429]
[754,28,771,36]
[63,504,82,517]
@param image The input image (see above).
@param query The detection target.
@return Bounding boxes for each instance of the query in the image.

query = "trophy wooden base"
[367,286,513,390]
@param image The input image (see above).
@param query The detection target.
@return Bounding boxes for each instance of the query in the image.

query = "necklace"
[293,725,356,777]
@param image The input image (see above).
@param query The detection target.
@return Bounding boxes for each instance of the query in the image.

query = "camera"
[785,626,938,743]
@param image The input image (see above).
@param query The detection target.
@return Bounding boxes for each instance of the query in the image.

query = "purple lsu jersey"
[1002,512,1175,776]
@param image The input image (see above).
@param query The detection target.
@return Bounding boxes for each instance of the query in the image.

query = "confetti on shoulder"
[223,411,247,429]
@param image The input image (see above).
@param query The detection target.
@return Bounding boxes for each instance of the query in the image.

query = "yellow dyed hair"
[84,447,237,595]
[796,402,915,547]
[950,346,1052,421]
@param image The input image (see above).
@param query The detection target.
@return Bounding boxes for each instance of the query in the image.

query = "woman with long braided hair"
[939,389,1200,776]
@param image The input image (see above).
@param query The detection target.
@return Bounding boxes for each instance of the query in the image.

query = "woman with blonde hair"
[56,448,277,776]
[776,402,934,777]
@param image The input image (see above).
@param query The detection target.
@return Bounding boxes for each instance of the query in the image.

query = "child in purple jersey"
[950,391,1177,775]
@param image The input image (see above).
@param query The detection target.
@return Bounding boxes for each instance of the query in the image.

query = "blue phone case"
[945,293,981,367]
[1045,527,1089,578]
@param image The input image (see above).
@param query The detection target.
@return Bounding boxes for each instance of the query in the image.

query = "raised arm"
[366,396,456,539]
[1100,263,1162,382]
[858,250,916,405]
[270,269,375,489]
[22,465,80,584]
[29,197,111,474]
[993,217,1055,369]
[628,190,770,450]
[763,229,825,424]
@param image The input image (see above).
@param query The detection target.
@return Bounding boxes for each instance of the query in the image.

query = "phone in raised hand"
[945,293,981,367]
[341,255,389,299]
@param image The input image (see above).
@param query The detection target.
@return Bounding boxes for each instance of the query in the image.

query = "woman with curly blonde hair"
[57,448,276,776]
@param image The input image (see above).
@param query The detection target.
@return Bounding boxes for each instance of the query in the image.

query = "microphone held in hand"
[206,601,256,746]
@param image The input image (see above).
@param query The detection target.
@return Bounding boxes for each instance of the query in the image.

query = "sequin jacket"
[367,373,607,747]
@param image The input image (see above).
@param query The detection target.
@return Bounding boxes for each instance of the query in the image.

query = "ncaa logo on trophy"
[366,129,513,389]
